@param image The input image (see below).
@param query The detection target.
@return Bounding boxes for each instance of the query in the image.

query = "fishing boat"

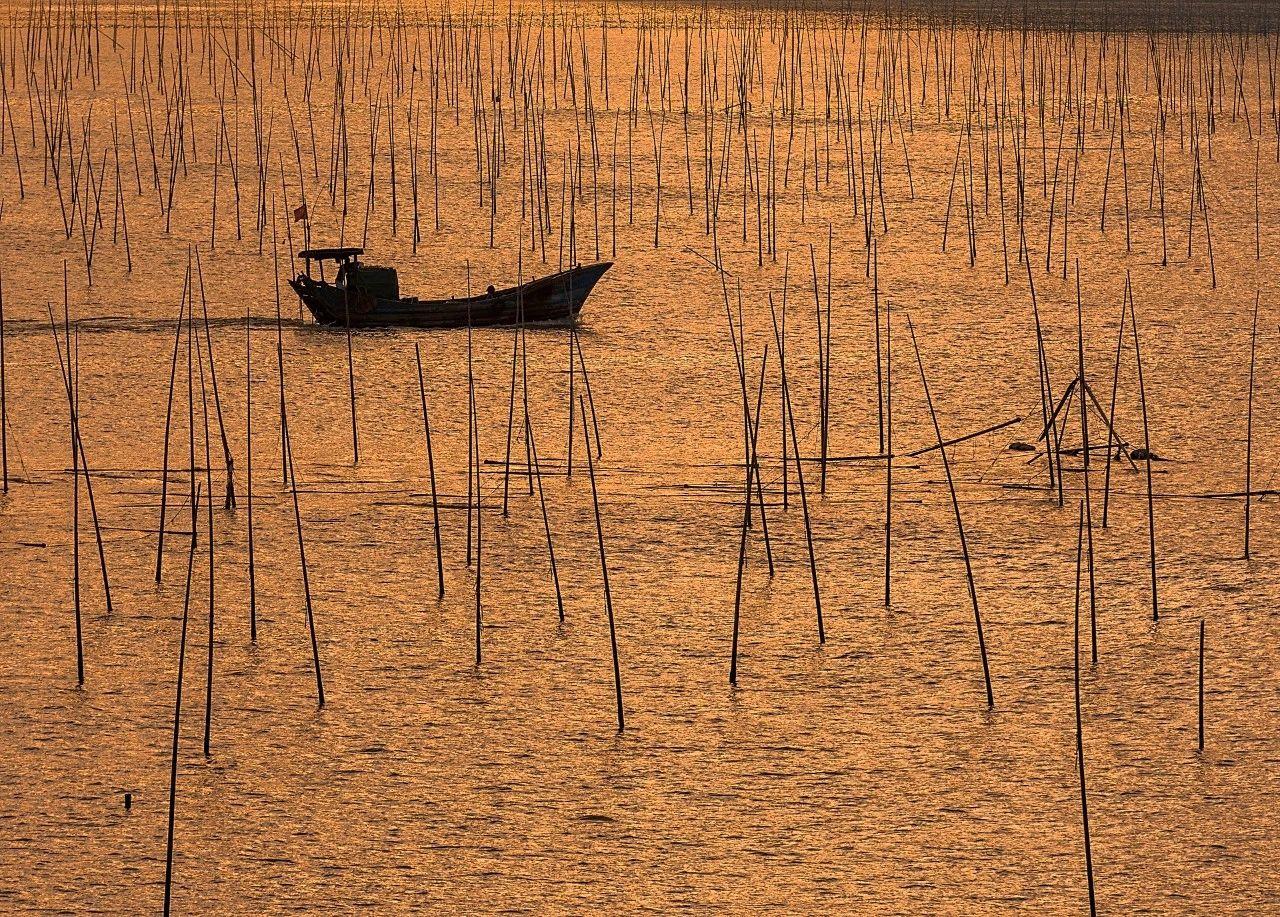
[289,247,611,328]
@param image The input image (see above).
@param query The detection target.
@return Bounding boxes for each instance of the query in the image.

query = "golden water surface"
[0,2,1278,912]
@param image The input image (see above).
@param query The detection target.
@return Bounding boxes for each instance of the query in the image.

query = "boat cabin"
[297,247,399,301]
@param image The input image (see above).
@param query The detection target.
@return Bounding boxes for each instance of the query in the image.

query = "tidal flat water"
[0,1,1279,913]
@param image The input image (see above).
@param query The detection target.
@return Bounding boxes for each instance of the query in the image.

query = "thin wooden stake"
[162,484,200,917]
[730,346,770,685]
[884,303,893,606]
[907,314,993,708]
[581,396,623,730]
[246,310,256,642]
[0,268,7,493]
[1129,278,1159,622]
[1073,499,1097,917]
[282,402,323,707]
[770,293,824,644]
[1245,292,1259,559]
[156,275,190,581]
[415,343,445,600]
[1198,618,1206,751]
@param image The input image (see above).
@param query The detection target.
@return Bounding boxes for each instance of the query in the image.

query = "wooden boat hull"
[289,261,612,329]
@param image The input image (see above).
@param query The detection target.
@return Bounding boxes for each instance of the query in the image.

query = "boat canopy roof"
[298,247,363,261]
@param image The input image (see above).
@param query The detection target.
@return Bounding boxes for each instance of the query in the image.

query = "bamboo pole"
[343,283,358,464]
[282,395,324,707]
[1073,499,1097,917]
[574,333,603,457]
[1245,291,1259,559]
[580,395,623,730]
[730,346,769,685]
[196,313,215,757]
[474,378,482,667]
[466,288,475,566]
[414,343,445,600]
[162,484,199,917]
[1076,262,1098,665]
[525,405,563,622]
[52,314,112,618]
[156,273,190,581]
[1198,618,1206,751]
[1129,277,1158,622]
[193,251,235,509]
[501,266,522,516]
[1101,279,1128,527]
[769,291,824,644]
[884,302,893,607]
[907,314,993,708]
[49,294,83,686]
[0,268,6,493]
[246,309,256,642]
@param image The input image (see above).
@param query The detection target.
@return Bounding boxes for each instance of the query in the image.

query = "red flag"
[293,203,308,223]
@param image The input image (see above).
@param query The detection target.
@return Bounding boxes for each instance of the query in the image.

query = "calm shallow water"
[1,3,1279,913]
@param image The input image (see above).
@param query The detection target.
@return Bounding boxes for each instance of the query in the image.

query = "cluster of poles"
[4,0,1280,287]
[709,238,1239,917]
[18,234,622,915]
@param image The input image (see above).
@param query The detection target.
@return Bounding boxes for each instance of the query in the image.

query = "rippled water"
[1,3,1279,913]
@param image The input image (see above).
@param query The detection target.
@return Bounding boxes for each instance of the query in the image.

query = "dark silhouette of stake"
[907,417,1024,460]
[519,321,534,499]
[1073,500,1097,917]
[907,315,993,708]
[1101,281,1128,528]
[1245,292,1259,559]
[71,316,81,681]
[724,292,774,569]
[748,349,775,576]
[246,311,256,641]
[580,396,623,730]
[343,284,358,464]
[731,347,770,685]
[525,409,564,622]
[520,327,563,620]
[466,306,474,566]
[873,239,885,454]
[196,328,215,757]
[1076,263,1098,666]
[769,293,824,644]
[823,227,833,492]
[51,317,112,617]
[884,303,893,607]
[1,268,8,493]
[779,266,789,511]
[1025,254,1059,497]
[811,244,827,494]
[282,404,324,707]
[725,289,752,526]
[501,353,518,513]
[566,325,576,477]
[49,298,83,685]
[502,269,522,516]
[76,347,112,616]
[1198,619,1206,751]
[163,484,200,917]
[414,344,445,600]
[194,251,236,509]
[575,334,603,458]
[474,386,483,667]
[272,199,288,484]
[1129,280,1158,622]
[187,305,197,559]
